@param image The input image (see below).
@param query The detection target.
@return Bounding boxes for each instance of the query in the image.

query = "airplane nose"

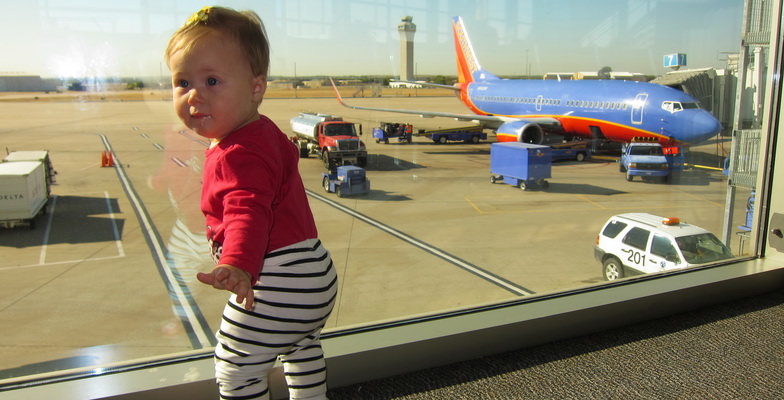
[692,111,722,143]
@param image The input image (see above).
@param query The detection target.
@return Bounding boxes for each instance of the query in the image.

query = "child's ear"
[252,76,267,102]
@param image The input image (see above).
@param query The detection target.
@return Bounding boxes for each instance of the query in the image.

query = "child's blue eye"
[177,79,189,88]
[207,77,218,86]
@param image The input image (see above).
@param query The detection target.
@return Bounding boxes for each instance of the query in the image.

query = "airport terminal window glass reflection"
[0,0,769,387]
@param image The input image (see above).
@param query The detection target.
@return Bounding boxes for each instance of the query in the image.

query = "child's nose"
[187,88,204,105]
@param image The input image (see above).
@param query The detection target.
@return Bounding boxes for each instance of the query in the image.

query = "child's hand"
[197,265,255,310]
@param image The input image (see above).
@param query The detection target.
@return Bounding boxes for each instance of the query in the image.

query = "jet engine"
[497,121,545,144]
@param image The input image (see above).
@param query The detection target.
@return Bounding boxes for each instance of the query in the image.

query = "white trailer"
[0,161,49,229]
[3,150,57,190]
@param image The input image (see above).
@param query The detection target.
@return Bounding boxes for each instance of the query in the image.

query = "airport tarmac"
[0,92,750,378]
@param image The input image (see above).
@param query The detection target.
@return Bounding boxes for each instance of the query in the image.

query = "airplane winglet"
[329,78,348,107]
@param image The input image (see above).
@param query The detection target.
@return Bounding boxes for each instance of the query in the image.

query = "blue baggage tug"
[322,165,370,197]
[490,142,552,190]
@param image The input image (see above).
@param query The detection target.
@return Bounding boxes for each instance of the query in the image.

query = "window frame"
[2,1,784,398]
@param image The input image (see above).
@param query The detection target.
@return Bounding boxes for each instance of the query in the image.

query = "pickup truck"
[619,138,672,183]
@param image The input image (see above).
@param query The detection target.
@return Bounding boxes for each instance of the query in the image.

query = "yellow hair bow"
[185,6,211,26]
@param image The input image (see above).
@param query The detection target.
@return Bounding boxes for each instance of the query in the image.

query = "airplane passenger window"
[0,0,772,391]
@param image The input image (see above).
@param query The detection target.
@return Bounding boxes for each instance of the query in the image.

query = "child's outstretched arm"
[197,265,255,310]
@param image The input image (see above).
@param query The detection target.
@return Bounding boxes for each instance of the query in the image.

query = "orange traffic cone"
[106,152,114,167]
[101,151,107,167]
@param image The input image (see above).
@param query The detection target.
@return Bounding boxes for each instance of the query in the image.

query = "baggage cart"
[322,165,370,197]
[490,142,551,190]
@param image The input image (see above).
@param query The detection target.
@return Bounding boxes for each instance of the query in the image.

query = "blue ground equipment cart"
[322,165,370,197]
[490,142,552,190]
[373,122,412,144]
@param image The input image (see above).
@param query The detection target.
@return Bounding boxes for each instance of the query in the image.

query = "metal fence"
[728,129,761,189]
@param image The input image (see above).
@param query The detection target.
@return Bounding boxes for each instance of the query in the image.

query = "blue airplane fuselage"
[463,78,722,146]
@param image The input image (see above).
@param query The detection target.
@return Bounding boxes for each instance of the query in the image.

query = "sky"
[0,0,745,80]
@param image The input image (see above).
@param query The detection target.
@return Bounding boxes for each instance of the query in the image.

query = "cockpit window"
[662,101,701,113]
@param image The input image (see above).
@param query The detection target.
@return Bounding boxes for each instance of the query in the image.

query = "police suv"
[594,213,733,281]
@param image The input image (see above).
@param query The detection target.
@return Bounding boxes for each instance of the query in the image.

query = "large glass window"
[0,0,776,393]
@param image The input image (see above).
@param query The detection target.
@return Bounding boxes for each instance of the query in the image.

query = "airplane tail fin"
[452,16,499,84]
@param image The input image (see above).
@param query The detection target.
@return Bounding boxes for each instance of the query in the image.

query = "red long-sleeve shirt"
[201,115,318,281]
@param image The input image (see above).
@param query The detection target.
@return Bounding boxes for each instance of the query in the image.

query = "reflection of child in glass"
[165,7,337,399]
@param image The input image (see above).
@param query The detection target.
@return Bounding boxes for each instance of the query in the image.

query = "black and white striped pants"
[213,238,337,400]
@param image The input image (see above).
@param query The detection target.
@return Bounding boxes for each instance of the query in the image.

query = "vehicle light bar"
[662,217,680,225]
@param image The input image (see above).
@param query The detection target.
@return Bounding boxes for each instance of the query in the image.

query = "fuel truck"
[290,112,367,170]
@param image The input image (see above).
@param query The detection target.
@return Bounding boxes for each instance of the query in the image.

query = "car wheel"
[576,152,585,162]
[626,172,633,181]
[603,257,624,281]
[322,176,331,192]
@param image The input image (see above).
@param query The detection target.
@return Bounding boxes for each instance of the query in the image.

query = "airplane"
[331,16,722,148]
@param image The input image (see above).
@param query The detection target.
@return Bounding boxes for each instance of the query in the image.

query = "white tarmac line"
[38,195,57,265]
[306,190,534,296]
[0,255,125,272]
[100,134,213,349]
[104,190,125,257]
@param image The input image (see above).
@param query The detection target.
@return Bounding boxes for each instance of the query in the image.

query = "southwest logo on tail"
[332,16,722,147]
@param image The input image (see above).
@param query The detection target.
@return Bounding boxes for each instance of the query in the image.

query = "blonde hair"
[165,6,269,78]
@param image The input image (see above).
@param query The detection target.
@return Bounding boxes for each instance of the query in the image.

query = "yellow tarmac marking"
[465,190,724,215]
[577,194,608,209]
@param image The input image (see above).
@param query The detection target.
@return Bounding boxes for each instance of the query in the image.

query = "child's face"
[169,30,266,140]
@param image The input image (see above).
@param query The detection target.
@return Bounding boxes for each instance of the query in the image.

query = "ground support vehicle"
[373,122,412,144]
[549,139,592,161]
[619,137,671,182]
[0,160,49,229]
[489,142,551,190]
[594,213,733,281]
[663,145,686,174]
[3,150,57,192]
[422,125,486,144]
[290,112,367,170]
[321,165,370,197]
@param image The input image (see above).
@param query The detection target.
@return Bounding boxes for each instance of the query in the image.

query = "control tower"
[398,16,416,82]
